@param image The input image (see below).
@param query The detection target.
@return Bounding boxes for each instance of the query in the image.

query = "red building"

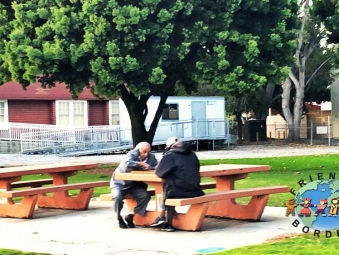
[0,81,120,127]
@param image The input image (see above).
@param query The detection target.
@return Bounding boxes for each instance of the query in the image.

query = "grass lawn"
[12,154,339,255]
[209,233,338,255]
[0,249,50,255]
[19,154,338,205]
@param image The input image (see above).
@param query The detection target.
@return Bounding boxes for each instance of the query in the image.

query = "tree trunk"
[146,95,168,143]
[281,77,294,141]
[122,93,149,146]
[292,66,305,141]
[120,84,169,147]
[235,112,243,144]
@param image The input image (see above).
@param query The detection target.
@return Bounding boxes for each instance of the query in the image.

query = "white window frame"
[55,100,88,127]
[109,100,120,126]
[0,100,9,129]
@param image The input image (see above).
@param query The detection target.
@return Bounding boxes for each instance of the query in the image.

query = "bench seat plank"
[0,181,109,198]
[162,185,289,230]
[165,186,289,206]
[146,181,216,196]
[11,179,53,188]
[0,181,110,218]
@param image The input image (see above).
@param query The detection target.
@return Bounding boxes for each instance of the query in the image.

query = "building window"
[162,103,179,120]
[109,100,120,125]
[56,101,87,127]
[0,100,8,124]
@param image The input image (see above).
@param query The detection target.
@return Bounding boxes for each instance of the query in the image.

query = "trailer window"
[162,104,179,120]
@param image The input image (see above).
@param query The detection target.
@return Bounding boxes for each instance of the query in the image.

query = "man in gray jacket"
[110,142,158,229]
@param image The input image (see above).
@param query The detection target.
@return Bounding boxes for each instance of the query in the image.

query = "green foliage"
[313,0,339,44]
[0,0,298,98]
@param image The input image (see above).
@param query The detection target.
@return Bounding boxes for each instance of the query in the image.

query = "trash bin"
[248,119,267,142]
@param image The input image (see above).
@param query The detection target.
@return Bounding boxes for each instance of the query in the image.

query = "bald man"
[110,142,158,229]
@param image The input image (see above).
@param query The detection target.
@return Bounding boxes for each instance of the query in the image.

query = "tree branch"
[296,0,310,68]
[140,93,152,123]
[305,57,332,87]
[289,68,300,88]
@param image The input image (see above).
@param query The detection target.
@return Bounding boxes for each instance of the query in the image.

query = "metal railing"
[18,119,230,155]
[20,125,120,153]
[0,122,58,141]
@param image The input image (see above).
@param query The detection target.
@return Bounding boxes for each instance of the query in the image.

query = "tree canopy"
[0,0,299,145]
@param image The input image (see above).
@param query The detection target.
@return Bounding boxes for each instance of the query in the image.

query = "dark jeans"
[114,182,150,220]
[160,194,176,225]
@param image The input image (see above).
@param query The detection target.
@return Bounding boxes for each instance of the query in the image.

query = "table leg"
[124,182,163,226]
[206,174,269,221]
[0,195,38,218]
[0,177,38,218]
[172,203,209,231]
[36,171,93,210]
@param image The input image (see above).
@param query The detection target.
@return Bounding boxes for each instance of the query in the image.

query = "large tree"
[270,47,334,119]
[280,0,338,141]
[0,0,298,146]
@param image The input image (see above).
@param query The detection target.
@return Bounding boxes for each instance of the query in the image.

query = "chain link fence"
[267,115,339,146]
[229,115,339,146]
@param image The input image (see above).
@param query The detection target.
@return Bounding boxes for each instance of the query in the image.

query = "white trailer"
[118,96,227,143]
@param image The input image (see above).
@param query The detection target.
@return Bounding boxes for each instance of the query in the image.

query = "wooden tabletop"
[199,164,270,177]
[114,164,270,182]
[116,171,162,182]
[0,162,98,178]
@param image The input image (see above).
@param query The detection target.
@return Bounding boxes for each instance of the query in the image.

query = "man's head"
[165,137,178,149]
[136,142,151,159]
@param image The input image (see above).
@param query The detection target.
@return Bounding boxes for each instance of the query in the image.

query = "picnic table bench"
[0,162,109,218]
[114,164,289,231]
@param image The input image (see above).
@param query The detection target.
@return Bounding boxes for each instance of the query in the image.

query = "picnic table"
[114,164,289,231]
[0,162,109,218]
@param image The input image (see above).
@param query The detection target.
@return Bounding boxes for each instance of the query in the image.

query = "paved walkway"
[1,144,338,166]
[0,201,296,255]
[0,144,337,255]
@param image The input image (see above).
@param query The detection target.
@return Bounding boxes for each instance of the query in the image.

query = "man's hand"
[138,162,150,169]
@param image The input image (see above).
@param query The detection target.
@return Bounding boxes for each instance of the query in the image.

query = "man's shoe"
[124,214,135,228]
[161,223,175,232]
[118,218,128,229]
[150,216,166,227]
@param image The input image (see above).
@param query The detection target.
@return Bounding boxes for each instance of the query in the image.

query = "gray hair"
[135,142,151,150]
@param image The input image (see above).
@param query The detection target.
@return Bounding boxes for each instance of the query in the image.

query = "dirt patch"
[87,168,116,175]
[265,232,302,243]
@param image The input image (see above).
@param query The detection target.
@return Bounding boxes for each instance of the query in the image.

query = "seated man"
[150,137,204,232]
[110,141,158,229]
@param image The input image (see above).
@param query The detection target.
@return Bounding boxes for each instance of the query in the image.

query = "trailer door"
[191,101,207,137]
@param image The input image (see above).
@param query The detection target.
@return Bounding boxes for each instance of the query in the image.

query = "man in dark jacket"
[150,137,204,231]
[110,142,158,229]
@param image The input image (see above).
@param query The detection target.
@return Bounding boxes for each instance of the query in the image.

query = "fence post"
[328,116,331,146]
[310,122,313,145]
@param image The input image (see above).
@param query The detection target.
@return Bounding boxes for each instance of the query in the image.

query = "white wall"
[118,96,226,142]
[144,96,225,126]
